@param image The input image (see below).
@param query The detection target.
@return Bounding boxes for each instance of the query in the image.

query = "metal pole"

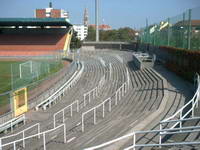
[109,99,111,112]
[22,131,25,148]
[63,124,67,143]
[0,138,2,150]
[187,9,192,50]
[95,0,99,42]
[94,109,97,125]
[70,105,73,117]
[133,133,136,150]
[43,133,46,150]
[103,103,105,118]
[82,114,84,132]
[159,124,162,148]
[167,18,170,46]
[182,13,185,48]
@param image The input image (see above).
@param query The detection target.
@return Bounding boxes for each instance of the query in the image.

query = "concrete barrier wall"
[132,54,144,70]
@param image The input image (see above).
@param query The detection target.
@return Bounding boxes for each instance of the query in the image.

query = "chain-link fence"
[140,6,200,50]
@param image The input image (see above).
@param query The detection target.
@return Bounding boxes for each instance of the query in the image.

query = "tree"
[86,26,137,42]
[70,31,82,49]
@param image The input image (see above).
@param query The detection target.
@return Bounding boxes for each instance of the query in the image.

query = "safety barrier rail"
[0,123,40,149]
[53,100,79,128]
[35,61,84,111]
[84,74,200,150]
[53,75,106,128]
[83,75,106,107]
[0,123,66,150]
[81,97,111,132]
[82,77,129,132]
[84,124,200,150]
[0,114,25,133]
[161,74,200,129]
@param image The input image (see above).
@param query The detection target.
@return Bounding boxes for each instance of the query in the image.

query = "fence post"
[63,124,67,143]
[133,133,136,150]
[159,124,162,148]
[13,142,16,150]
[109,63,112,80]
[103,103,105,118]
[77,100,79,112]
[63,110,65,123]
[187,9,192,50]
[192,99,195,117]
[109,99,112,112]
[180,111,183,128]
[53,114,56,128]
[94,109,97,125]
[82,114,84,132]
[115,91,118,105]
[0,138,2,150]
[89,93,91,103]
[38,124,41,139]
[84,94,86,107]
[70,105,73,117]
[22,131,25,148]
[43,133,46,150]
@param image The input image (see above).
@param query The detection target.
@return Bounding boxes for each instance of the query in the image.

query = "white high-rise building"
[73,25,88,41]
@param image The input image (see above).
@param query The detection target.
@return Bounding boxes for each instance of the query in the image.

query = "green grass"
[0,60,64,109]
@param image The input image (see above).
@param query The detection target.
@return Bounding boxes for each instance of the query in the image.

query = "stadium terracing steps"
[0,50,194,150]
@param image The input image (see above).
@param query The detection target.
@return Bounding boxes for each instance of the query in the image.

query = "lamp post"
[95,0,99,42]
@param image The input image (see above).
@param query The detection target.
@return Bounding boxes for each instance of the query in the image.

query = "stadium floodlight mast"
[95,0,99,42]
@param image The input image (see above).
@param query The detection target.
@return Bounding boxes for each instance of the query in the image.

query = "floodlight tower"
[95,0,99,42]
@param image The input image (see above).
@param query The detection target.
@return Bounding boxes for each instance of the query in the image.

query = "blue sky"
[0,0,200,29]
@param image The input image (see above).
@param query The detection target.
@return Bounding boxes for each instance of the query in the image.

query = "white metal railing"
[84,74,200,150]
[161,74,200,129]
[35,61,84,111]
[0,123,40,149]
[84,124,200,150]
[53,75,106,128]
[83,75,105,107]
[81,97,112,132]
[0,114,25,133]
[82,78,129,132]
[0,123,66,150]
[53,100,79,128]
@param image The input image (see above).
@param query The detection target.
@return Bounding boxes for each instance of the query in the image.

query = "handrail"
[84,124,200,150]
[82,77,129,132]
[53,100,79,128]
[0,124,66,150]
[1,123,40,141]
[0,114,25,133]
[35,61,84,111]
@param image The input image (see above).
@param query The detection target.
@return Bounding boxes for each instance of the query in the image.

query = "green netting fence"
[0,57,63,116]
[140,6,200,50]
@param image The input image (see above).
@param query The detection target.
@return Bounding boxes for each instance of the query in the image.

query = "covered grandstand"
[0,18,73,57]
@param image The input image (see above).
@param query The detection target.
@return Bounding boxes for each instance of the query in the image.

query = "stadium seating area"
[0,28,68,56]
[0,50,196,150]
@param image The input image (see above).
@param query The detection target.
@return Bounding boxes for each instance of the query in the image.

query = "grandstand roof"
[0,18,72,27]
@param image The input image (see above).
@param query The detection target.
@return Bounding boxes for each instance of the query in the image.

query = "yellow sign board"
[13,87,28,117]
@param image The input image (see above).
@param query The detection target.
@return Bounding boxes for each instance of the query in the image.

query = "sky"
[0,0,200,29]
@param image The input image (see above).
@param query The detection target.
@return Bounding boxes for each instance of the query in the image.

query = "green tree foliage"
[70,31,82,49]
[86,26,137,42]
